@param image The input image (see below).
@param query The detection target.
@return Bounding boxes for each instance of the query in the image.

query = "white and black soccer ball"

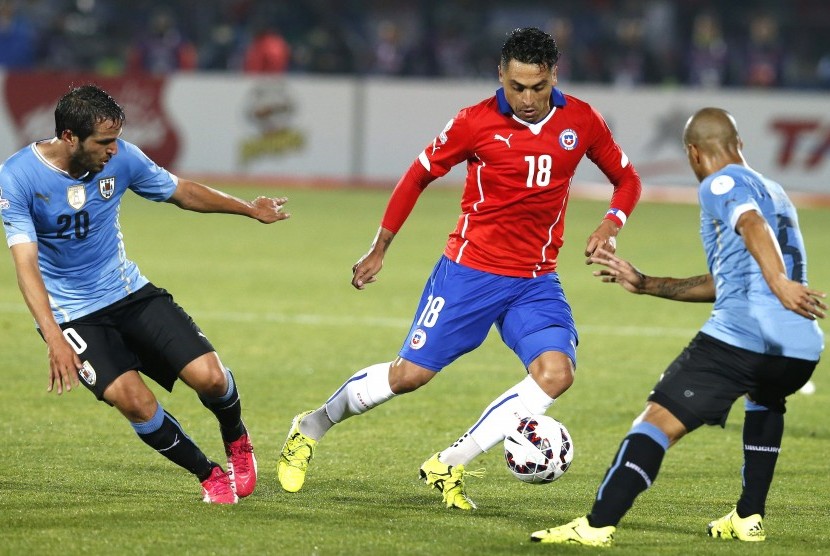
[504,415,574,484]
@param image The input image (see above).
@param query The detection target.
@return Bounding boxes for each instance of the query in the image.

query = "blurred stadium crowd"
[1,0,829,88]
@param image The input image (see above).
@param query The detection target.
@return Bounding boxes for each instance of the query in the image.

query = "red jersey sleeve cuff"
[604,208,627,228]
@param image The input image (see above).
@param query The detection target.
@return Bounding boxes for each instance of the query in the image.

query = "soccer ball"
[504,415,574,484]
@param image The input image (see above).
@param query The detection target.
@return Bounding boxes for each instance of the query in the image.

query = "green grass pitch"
[1,185,827,555]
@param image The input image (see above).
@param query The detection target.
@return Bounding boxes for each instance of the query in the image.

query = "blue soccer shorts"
[398,256,578,372]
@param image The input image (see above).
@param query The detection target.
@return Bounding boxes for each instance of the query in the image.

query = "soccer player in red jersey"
[278,27,642,509]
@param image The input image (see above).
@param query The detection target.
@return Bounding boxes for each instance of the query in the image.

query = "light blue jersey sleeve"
[698,165,823,360]
[0,154,37,246]
[121,141,178,201]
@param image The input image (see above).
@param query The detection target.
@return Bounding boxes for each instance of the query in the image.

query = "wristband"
[604,208,627,227]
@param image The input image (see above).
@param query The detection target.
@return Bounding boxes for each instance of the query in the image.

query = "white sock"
[442,375,554,465]
[323,362,395,424]
[439,433,484,467]
[298,406,334,440]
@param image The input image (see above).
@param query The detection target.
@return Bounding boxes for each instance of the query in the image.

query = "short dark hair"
[54,85,125,141]
[500,27,560,70]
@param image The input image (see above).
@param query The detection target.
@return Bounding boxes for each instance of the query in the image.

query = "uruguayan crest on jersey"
[67,184,86,210]
[98,177,115,199]
[79,361,97,386]
[0,185,9,210]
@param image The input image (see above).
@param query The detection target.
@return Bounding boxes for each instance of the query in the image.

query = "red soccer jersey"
[382,88,641,278]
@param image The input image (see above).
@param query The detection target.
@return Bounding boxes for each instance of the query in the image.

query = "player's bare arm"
[167,179,290,223]
[589,247,716,301]
[643,274,715,301]
[352,227,395,290]
[10,242,81,394]
[738,210,827,320]
[584,219,620,261]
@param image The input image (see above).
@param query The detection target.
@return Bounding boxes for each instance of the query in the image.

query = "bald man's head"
[683,108,741,154]
[683,108,746,181]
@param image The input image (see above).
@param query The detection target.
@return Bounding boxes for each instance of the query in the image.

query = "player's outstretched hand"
[352,251,383,290]
[588,248,646,294]
[771,279,827,320]
[251,196,290,223]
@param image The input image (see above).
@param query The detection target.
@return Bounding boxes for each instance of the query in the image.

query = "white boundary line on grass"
[0,302,697,338]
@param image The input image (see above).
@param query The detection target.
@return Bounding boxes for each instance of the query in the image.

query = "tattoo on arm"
[652,274,710,300]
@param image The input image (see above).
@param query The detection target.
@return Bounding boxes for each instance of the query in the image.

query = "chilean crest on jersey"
[99,177,115,200]
[66,184,86,210]
[559,129,578,150]
[409,328,427,349]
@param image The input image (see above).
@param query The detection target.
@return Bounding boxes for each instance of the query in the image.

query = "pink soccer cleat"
[201,465,239,504]
[225,433,257,498]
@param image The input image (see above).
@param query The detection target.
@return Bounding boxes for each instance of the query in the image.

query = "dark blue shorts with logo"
[398,255,578,372]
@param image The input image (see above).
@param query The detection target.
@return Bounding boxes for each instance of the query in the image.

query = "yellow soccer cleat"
[531,516,616,547]
[418,452,484,510]
[277,411,318,493]
[707,508,766,542]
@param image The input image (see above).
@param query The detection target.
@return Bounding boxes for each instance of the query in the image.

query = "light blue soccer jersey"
[1,139,178,323]
[698,164,823,360]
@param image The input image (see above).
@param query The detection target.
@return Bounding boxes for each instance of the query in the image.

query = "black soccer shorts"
[648,332,817,431]
[53,283,215,400]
